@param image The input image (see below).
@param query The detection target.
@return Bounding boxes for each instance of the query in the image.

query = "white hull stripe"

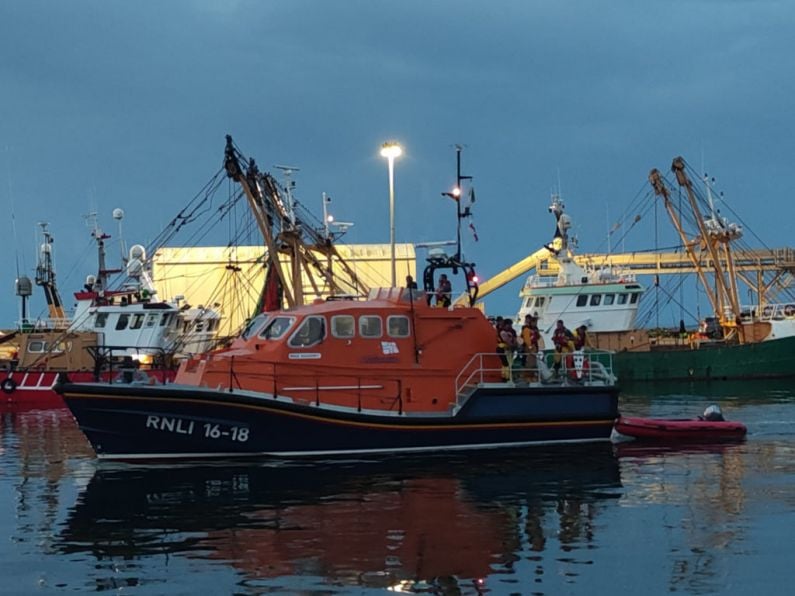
[96,437,609,461]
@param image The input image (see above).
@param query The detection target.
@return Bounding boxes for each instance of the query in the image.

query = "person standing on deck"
[572,325,591,350]
[552,319,574,376]
[497,319,517,382]
[435,274,452,308]
[521,314,543,380]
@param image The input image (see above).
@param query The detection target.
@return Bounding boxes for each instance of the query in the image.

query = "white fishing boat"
[515,196,645,344]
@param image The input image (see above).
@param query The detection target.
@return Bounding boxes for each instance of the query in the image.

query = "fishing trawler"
[607,158,795,381]
[514,195,645,346]
[1,215,221,408]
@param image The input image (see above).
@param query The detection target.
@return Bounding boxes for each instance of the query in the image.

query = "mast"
[34,223,66,322]
[433,146,479,306]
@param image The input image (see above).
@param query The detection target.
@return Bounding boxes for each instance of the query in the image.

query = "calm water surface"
[1,381,794,595]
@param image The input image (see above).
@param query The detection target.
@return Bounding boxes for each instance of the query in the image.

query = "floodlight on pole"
[380,141,403,287]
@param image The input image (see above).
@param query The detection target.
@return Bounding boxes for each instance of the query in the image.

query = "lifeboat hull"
[613,416,747,442]
[56,381,620,460]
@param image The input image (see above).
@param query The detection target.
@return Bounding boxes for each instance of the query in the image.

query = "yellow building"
[151,243,416,338]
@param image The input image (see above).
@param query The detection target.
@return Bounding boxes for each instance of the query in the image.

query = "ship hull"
[613,335,795,383]
[56,382,619,460]
[1,369,176,410]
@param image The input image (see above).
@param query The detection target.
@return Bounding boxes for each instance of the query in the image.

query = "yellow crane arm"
[453,246,551,305]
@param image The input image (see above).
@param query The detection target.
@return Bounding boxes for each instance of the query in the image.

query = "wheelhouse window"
[617,294,628,305]
[359,316,382,338]
[160,313,172,327]
[525,297,533,308]
[576,295,588,307]
[630,293,639,304]
[145,314,159,328]
[130,314,145,330]
[331,315,355,338]
[116,314,130,330]
[603,294,615,306]
[288,316,326,348]
[260,316,295,340]
[387,315,410,338]
[27,340,45,353]
[94,312,108,328]
[241,315,266,339]
[536,297,546,308]
[590,295,602,306]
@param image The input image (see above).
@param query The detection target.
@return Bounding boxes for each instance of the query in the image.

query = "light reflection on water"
[1,383,794,595]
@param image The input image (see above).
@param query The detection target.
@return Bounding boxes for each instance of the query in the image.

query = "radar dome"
[15,276,33,297]
[129,244,146,261]
[113,208,125,220]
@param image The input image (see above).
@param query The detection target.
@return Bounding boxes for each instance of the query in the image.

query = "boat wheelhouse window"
[288,316,326,348]
[159,313,172,327]
[576,295,588,307]
[27,340,45,353]
[241,315,268,339]
[525,297,533,308]
[630,293,639,304]
[116,314,130,330]
[145,314,159,328]
[260,316,295,340]
[603,294,615,306]
[359,316,382,338]
[387,315,410,338]
[331,315,355,338]
[617,293,628,305]
[590,294,601,306]
[130,314,145,330]
[536,297,546,308]
[94,312,108,328]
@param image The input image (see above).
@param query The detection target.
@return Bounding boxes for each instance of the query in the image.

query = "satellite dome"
[113,208,125,220]
[15,276,33,297]
[129,244,146,261]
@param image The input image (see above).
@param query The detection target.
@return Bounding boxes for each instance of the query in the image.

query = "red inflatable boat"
[613,416,747,442]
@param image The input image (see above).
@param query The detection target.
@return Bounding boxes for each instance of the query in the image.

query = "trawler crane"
[223,135,369,310]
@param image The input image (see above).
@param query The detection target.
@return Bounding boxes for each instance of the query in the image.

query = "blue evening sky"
[1,0,793,324]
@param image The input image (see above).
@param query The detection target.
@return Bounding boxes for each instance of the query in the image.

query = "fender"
[1,377,18,394]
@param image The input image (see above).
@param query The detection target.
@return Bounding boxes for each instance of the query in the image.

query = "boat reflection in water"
[56,444,621,592]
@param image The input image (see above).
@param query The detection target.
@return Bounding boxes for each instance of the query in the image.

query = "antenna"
[274,164,300,226]
[321,192,354,239]
[113,207,127,265]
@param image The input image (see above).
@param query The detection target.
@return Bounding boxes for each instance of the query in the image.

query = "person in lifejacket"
[572,324,591,350]
[435,274,452,308]
[521,314,543,381]
[552,319,574,376]
[496,318,517,382]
